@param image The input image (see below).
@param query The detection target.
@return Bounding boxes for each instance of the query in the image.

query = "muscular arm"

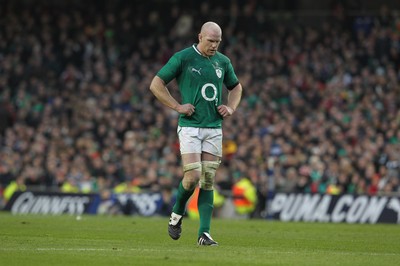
[217,83,243,117]
[149,76,195,115]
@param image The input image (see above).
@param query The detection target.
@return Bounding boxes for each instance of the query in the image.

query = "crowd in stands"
[0,0,399,216]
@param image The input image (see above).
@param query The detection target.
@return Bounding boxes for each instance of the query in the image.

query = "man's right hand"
[176,103,195,116]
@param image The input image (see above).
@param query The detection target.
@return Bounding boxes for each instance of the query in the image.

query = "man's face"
[199,31,221,57]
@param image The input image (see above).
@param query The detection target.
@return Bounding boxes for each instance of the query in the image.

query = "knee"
[182,162,202,190]
[182,172,200,190]
[200,161,220,190]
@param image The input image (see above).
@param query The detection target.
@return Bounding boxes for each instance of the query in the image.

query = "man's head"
[197,21,222,57]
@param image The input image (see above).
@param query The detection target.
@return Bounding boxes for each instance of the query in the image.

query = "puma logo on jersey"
[191,67,202,75]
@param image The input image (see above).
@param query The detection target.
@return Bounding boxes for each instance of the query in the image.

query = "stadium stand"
[0,0,399,218]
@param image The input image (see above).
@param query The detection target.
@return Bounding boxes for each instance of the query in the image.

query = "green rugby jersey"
[157,44,239,128]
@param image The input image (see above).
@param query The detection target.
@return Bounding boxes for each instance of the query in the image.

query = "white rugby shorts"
[177,126,222,157]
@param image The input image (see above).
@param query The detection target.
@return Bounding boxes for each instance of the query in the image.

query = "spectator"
[0,1,399,212]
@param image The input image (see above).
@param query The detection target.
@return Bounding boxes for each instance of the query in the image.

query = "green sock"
[172,182,195,215]
[197,188,214,237]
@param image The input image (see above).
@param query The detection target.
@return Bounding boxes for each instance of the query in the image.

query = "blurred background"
[0,0,399,219]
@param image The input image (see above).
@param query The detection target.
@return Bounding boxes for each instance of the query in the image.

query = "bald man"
[150,21,243,246]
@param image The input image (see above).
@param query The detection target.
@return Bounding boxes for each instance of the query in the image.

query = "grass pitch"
[0,212,399,266]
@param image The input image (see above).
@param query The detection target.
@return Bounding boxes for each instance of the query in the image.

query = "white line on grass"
[0,248,398,257]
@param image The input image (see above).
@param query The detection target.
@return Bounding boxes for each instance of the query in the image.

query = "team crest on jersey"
[215,68,222,78]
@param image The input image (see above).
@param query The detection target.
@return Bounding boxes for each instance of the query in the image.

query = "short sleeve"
[223,60,239,90]
[157,54,182,84]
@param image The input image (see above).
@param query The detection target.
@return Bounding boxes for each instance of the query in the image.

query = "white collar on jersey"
[192,44,202,55]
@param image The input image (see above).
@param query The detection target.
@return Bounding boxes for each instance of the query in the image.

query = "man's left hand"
[217,105,234,118]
